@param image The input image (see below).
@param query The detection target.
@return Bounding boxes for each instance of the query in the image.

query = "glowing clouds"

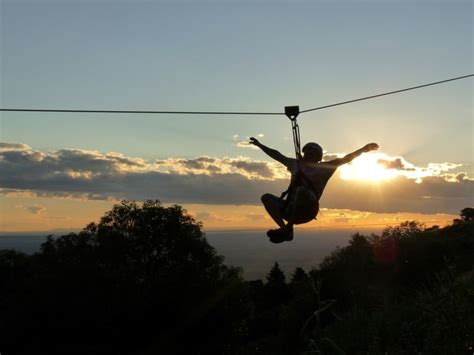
[1,142,472,214]
[155,156,286,180]
[0,143,31,151]
[338,153,464,183]
[234,134,264,150]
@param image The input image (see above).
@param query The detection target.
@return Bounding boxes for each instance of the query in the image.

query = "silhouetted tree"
[380,220,425,239]
[264,262,289,308]
[460,207,474,222]
[0,200,247,355]
[267,262,286,284]
[290,267,308,285]
[318,233,375,312]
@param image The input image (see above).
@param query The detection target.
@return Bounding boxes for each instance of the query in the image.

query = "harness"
[280,106,319,205]
[280,163,318,199]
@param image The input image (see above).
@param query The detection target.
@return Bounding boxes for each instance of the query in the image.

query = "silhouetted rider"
[249,137,379,243]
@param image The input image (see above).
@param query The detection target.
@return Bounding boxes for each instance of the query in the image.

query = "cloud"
[452,172,474,182]
[16,204,47,214]
[320,208,372,224]
[228,160,273,178]
[236,141,259,150]
[321,171,473,214]
[322,153,343,161]
[192,210,262,224]
[27,205,47,214]
[154,156,284,179]
[176,157,218,170]
[245,213,266,221]
[0,142,31,151]
[377,158,415,171]
[1,142,472,214]
[339,153,465,184]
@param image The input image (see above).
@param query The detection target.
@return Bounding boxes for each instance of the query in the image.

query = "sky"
[0,0,472,232]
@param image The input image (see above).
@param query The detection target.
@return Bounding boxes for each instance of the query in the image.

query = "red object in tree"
[372,237,399,264]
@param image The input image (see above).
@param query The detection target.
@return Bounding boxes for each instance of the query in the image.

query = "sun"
[338,153,399,182]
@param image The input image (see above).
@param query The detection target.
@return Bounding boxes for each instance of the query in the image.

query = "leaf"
[322,337,346,354]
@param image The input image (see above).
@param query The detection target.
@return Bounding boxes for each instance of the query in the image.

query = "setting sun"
[339,153,399,182]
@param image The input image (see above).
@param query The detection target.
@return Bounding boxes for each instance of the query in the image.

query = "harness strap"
[280,161,319,202]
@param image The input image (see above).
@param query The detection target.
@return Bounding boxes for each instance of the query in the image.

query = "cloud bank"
[0,142,472,214]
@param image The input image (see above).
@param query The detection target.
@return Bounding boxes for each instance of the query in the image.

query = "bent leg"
[287,187,319,227]
[261,193,286,229]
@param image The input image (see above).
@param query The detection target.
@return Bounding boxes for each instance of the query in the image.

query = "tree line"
[1,201,473,354]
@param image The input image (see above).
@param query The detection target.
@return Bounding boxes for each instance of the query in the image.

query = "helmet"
[302,142,323,162]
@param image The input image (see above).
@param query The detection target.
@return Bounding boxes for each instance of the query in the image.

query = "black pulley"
[285,106,300,121]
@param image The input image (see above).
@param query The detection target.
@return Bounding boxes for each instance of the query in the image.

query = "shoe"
[266,228,294,243]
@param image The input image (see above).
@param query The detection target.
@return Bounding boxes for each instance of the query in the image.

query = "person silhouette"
[249,137,379,243]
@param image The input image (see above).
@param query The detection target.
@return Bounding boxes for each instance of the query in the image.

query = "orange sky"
[0,193,458,233]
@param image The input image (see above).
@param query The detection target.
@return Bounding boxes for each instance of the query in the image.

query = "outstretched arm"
[328,143,379,166]
[249,137,291,166]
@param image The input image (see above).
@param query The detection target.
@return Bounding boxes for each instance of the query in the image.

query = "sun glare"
[339,153,399,182]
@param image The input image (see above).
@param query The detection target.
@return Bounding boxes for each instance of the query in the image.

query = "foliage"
[460,207,474,222]
[0,200,247,355]
[0,204,473,354]
[312,213,474,354]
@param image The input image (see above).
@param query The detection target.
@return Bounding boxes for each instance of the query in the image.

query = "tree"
[264,262,289,310]
[380,220,425,239]
[460,207,474,222]
[78,200,230,288]
[290,267,308,285]
[2,200,246,355]
[267,262,286,285]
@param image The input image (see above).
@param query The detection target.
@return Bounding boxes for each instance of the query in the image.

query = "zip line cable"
[300,74,474,114]
[0,74,472,116]
[0,109,282,115]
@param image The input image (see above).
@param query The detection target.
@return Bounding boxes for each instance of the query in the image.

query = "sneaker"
[266,228,294,243]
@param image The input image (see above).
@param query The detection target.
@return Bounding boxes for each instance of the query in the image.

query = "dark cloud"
[1,144,472,214]
[115,172,286,205]
[207,165,222,173]
[179,160,206,170]
[195,157,216,163]
[106,155,145,167]
[55,149,118,172]
[0,163,285,206]
[321,172,473,214]
[157,157,276,179]
[228,160,273,178]
[377,158,415,171]
[178,157,217,170]
[454,172,472,182]
[26,205,46,214]
[0,147,145,181]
